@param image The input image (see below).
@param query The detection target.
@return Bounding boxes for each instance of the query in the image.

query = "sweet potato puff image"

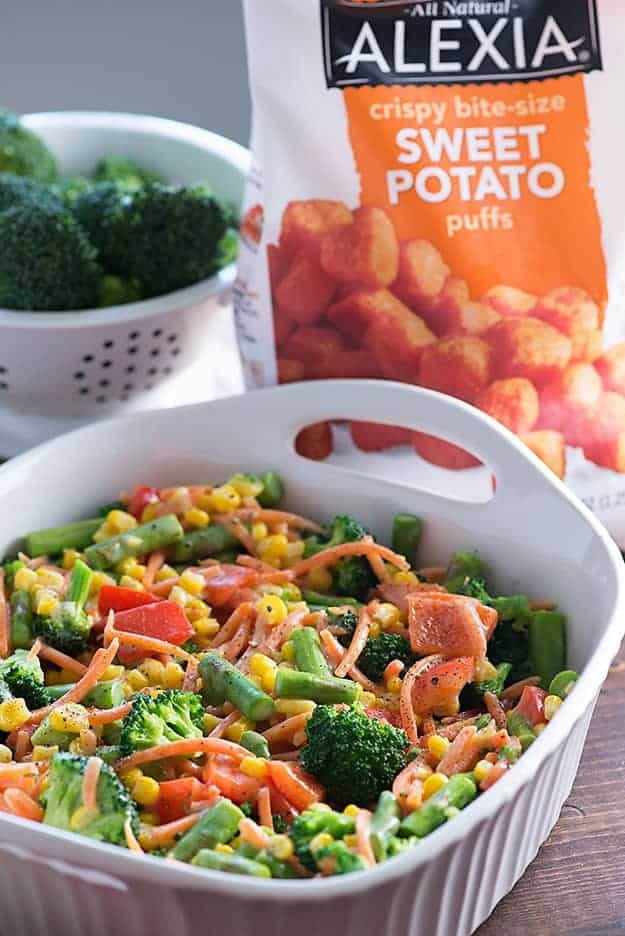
[481,285,537,319]
[475,378,539,434]
[439,300,501,338]
[284,325,345,367]
[295,422,334,461]
[418,336,491,403]
[267,243,291,290]
[424,276,467,334]
[328,287,435,348]
[277,358,306,384]
[394,239,450,313]
[320,206,399,289]
[595,343,625,396]
[350,421,412,452]
[486,317,572,386]
[538,363,602,447]
[534,286,602,362]
[519,431,566,480]
[365,311,437,382]
[274,251,336,325]
[272,305,296,349]
[279,200,352,257]
[413,432,481,470]
[582,392,625,473]
[307,351,381,380]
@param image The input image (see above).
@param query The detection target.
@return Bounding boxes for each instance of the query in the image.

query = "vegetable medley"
[0,473,578,879]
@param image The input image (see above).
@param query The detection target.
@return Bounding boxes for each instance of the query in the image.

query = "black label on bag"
[320,1,602,87]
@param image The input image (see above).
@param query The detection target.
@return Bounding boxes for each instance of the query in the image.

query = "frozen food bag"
[236,0,625,542]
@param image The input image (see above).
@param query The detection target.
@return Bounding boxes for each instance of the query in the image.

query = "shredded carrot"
[14,730,31,761]
[79,729,98,756]
[355,809,376,867]
[115,737,248,774]
[27,638,120,725]
[0,570,9,659]
[210,603,255,649]
[176,758,204,779]
[21,555,48,570]
[291,541,408,579]
[149,577,179,598]
[214,516,258,555]
[257,787,274,831]
[417,566,447,582]
[363,538,390,583]
[145,812,201,848]
[256,570,295,585]
[292,730,308,747]
[500,676,541,701]
[220,616,253,662]
[106,625,194,663]
[209,710,241,739]
[335,606,371,678]
[257,608,308,658]
[27,638,43,660]
[182,659,199,693]
[88,702,133,725]
[143,550,165,589]
[219,509,322,533]
[319,629,379,693]
[37,642,87,676]
[236,555,275,572]
[3,787,44,822]
[383,659,405,682]
[82,756,103,810]
[124,817,144,852]
[392,757,428,808]
[0,763,40,779]
[239,816,271,850]
[262,712,311,745]
[400,655,445,744]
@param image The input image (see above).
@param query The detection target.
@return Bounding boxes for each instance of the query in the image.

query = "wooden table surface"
[478,638,625,936]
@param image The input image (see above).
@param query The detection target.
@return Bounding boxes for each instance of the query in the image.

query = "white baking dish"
[0,379,622,936]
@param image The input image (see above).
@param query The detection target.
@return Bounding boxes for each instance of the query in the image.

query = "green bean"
[400,773,477,838]
[240,730,270,759]
[84,514,183,570]
[548,669,578,699]
[9,590,33,649]
[301,590,361,609]
[291,627,331,677]
[273,668,358,705]
[167,524,239,563]
[45,678,125,708]
[391,514,422,564]
[528,610,566,689]
[506,711,536,751]
[66,559,92,606]
[170,799,243,863]
[199,653,275,722]
[26,518,102,557]
[192,849,271,877]
[257,472,284,508]
[370,791,401,861]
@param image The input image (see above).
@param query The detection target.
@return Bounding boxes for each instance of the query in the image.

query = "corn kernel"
[203,713,220,732]
[0,698,30,732]
[184,508,210,529]
[423,773,448,801]
[274,699,316,717]
[474,760,493,783]
[252,522,269,542]
[225,718,254,743]
[32,744,59,762]
[228,475,264,498]
[474,658,498,682]
[89,571,115,596]
[14,567,37,592]
[343,804,359,817]
[284,541,305,566]
[281,641,295,663]
[534,722,547,734]
[281,584,302,602]
[387,676,403,695]
[119,576,146,591]
[393,571,420,586]
[140,812,158,827]
[0,744,12,763]
[414,764,433,780]
[35,568,65,591]
[140,503,159,524]
[49,703,90,734]
[306,567,334,593]
[180,570,206,596]
[121,768,144,787]
[34,590,59,617]
[155,564,177,582]
[62,549,82,570]
[544,695,563,721]
[107,510,138,534]
[127,669,150,691]
[214,843,234,855]
[343,834,358,848]
[374,603,401,630]
[210,485,241,513]
[359,691,377,708]
[132,775,160,807]
[268,835,294,861]
[163,662,185,690]
[139,659,166,686]
[427,735,451,761]
[369,621,381,639]
[102,665,125,681]
[169,585,191,607]
[240,756,269,780]
[192,617,220,638]
[310,832,334,853]
[70,805,101,831]
[257,534,289,565]
[256,595,288,626]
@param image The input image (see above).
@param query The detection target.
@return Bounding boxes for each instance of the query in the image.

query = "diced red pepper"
[127,485,160,519]
[98,584,160,616]
[514,685,547,727]
[207,757,262,804]
[203,565,258,608]
[268,761,324,812]
[156,778,202,824]
[114,600,193,664]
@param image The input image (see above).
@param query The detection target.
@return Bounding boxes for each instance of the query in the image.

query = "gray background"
[1,0,251,146]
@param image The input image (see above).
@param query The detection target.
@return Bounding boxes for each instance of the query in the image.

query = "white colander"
[0,111,249,455]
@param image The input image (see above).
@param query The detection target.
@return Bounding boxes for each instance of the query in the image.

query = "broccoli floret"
[42,752,138,847]
[0,202,99,311]
[33,559,93,655]
[316,841,368,875]
[333,610,415,682]
[0,649,48,708]
[50,175,92,204]
[304,515,377,602]
[300,704,408,808]
[98,273,144,308]
[0,172,61,213]
[93,156,162,190]
[289,803,356,871]
[2,558,25,589]
[461,661,512,709]
[119,689,204,756]
[488,596,533,684]
[72,181,133,273]
[445,551,492,602]
[0,110,57,181]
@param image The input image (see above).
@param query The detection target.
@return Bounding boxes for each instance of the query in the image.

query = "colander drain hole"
[73,331,182,403]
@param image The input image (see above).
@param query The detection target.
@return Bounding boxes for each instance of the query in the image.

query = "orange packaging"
[237,1,625,543]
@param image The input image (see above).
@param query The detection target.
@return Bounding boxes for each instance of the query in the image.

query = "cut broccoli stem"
[391,514,422,564]
[9,590,33,649]
[170,799,243,862]
[167,524,238,564]
[239,730,270,759]
[369,791,401,862]
[25,518,102,557]
[199,653,275,722]
[400,773,477,838]
[192,849,271,877]
[257,472,284,508]
[274,669,359,705]
[84,514,183,570]
[291,627,331,678]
